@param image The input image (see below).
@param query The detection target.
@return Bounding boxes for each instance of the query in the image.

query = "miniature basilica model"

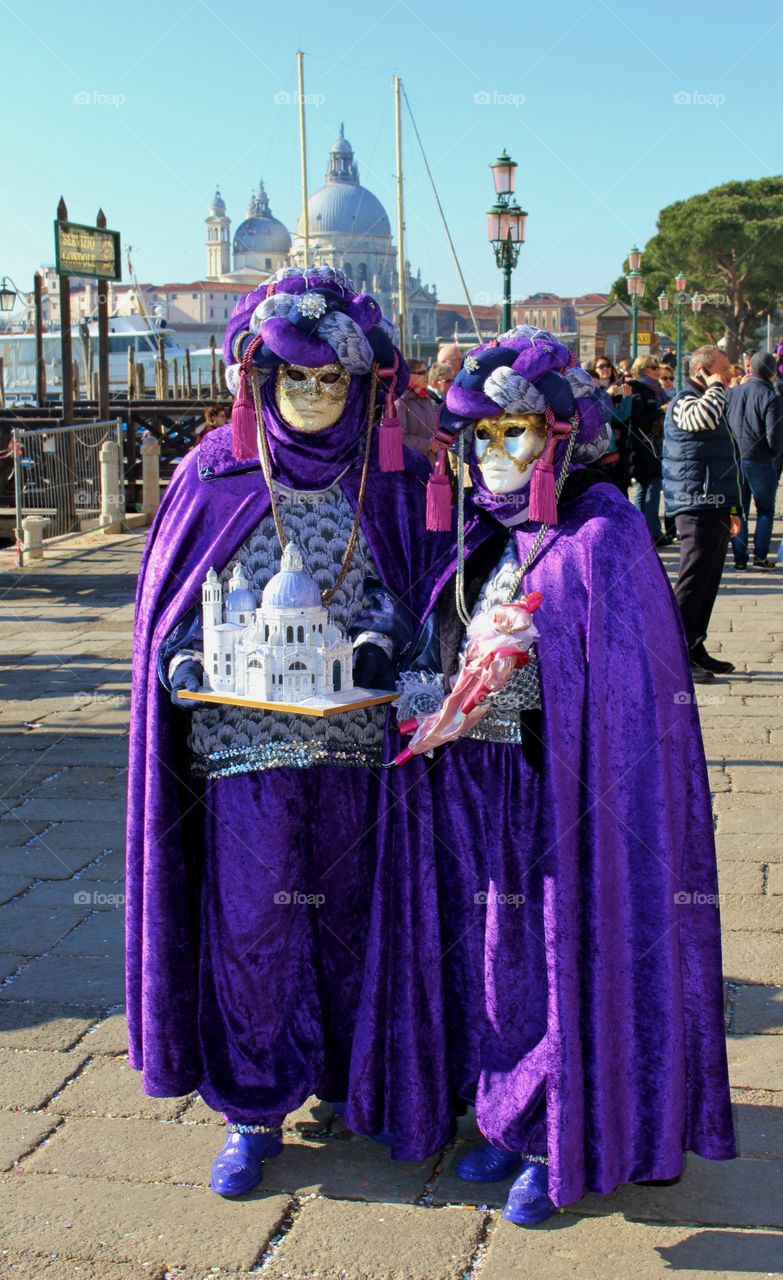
[201,544,354,704]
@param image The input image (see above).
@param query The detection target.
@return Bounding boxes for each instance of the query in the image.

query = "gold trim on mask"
[474,413,547,472]
[274,362,351,432]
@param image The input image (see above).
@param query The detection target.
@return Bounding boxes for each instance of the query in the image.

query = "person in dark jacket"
[663,345,742,682]
[627,355,666,545]
[727,351,783,570]
[395,360,439,463]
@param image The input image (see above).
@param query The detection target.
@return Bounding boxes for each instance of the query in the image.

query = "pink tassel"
[379,388,404,471]
[529,417,572,525]
[231,368,258,461]
[529,453,559,525]
[426,443,453,532]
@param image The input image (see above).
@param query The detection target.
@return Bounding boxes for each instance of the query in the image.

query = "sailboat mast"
[394,75,406,357]
[297,51,310,266]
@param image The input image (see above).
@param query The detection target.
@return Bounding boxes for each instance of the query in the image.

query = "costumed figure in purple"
[376,327,735,1225]
[126,266,452,1196]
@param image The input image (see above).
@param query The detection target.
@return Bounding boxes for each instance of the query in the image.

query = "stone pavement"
[0,527,781,1280]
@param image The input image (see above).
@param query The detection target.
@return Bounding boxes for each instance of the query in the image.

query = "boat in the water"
[0,314,186,402]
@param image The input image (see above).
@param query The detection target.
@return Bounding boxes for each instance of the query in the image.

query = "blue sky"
[1,0,778,308]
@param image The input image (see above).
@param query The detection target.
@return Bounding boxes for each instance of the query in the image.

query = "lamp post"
[0,272,46,405]
[658,273,694,391]
[658,272,686,390]
[625,245,644,360]
[487,150,527,333]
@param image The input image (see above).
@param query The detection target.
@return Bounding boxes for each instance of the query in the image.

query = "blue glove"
[170,659,204,708]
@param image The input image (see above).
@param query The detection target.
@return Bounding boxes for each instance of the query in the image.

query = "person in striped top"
[662,346,742,682]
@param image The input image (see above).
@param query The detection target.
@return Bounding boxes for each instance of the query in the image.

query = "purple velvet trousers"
[196,767,380,1123]
[429,739,548,1155]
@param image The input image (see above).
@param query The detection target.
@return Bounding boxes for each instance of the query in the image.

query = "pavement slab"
[0,1001,94,1051]
[0,1172,290,1269]
[727,1034,783,1090]
[0,953,124,1005]
[263,1198,486,1280]
[0,873,36,905]
[480,1214,783,1280]
[0,1048,88,1111]
[0,1110,60,1170]
[79,1009,128,1055]
[51,1057,186,1121]
[731,984,783,1034]
[0,903,89,955]
[577,1154,783,1228]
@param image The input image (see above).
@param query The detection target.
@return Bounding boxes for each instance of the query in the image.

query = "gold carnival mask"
[473,413,547,494]
[274,362,351,432]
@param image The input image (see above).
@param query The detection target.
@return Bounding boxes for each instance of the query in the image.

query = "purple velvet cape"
[125,424,451,1098]
[344,481,736,1200]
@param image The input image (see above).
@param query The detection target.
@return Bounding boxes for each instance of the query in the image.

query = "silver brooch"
[464,354,480,373]
[298,292,328,319]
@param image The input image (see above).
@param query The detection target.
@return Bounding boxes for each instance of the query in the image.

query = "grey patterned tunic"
[462,535,542,744]
[188,484,387,777]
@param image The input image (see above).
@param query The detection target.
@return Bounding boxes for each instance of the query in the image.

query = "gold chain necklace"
[250,366,379,606]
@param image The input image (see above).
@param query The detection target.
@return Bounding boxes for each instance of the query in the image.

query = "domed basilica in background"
[205,125,438,343]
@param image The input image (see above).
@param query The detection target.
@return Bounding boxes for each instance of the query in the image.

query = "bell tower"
[205,187,231,279]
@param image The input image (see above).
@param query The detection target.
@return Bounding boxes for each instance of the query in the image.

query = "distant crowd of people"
[583,344,783,682]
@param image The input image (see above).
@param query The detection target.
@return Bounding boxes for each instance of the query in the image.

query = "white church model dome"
[261,543,321,610]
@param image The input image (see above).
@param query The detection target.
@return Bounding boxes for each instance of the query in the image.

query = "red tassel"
[231,368,258,461]
[379,388,404,471]
[426,443,453,532]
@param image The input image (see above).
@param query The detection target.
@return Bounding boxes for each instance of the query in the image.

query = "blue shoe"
[502,1161,557,1226]
[456,1141,524,1183]
[210,1126,283,1197]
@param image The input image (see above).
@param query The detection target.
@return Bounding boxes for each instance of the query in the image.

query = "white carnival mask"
[275,362,351,432]
[473,412,548,494]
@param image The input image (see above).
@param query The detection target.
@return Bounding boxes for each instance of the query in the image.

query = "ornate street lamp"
[658,272,691,390]
[625,246,645,359]
[0,277,18,312]
[487,150,527,332]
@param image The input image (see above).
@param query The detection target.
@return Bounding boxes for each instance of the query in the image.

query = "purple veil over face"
[258,374,370,490]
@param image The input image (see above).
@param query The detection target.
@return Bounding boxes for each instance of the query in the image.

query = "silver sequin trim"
[191,740,383,778]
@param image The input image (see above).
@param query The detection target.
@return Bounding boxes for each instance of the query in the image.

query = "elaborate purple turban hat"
[425,326,612,527]
[223,265,409,466]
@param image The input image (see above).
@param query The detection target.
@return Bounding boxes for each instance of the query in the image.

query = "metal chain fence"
[12,419,125,565]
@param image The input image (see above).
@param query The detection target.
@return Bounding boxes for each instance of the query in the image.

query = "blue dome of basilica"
[234,180,292,257]
[296,125,391,241]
